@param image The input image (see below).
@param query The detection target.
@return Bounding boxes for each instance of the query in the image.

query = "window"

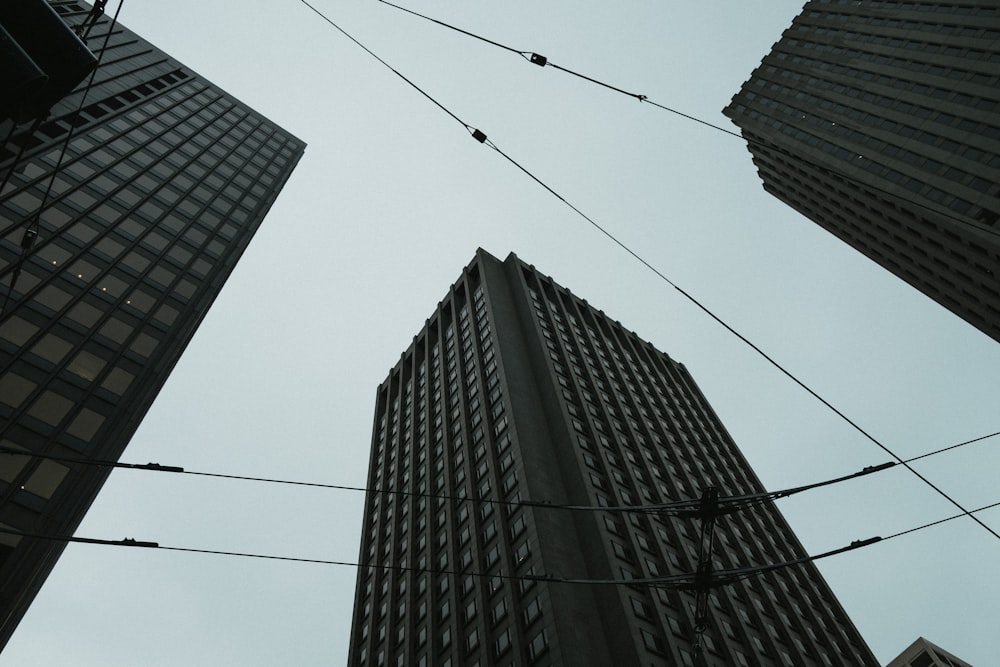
[641,629,666,655]
[514,541,530,565]
[510,514,526,538]
[495,629,511,657]
[630,597,651,619]
[492,598,508,624]
[466,629,479,654]
[486,545,501,568]
[523,597,541,625]
[528,629,548,661]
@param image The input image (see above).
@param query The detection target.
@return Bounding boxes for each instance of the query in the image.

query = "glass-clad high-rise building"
[0,0,303,647]
[724,0,1000,342]
[348,250,876,666]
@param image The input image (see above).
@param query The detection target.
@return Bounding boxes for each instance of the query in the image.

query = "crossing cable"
[1,497,997,588]
[293,0,1000,543]
[0,0,126,321]
[3,429,996,516]
[481,141,1000,539]
[376,0,1000,243]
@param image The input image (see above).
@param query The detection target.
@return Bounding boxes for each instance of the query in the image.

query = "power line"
[2,497,997,588]
[292,0,1000,544]
[3,430,996,516]
[375,0,1000,242]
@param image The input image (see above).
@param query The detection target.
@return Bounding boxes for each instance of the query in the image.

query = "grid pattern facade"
[0,1,303,647]
[723,0,1000,342]
[348,250,876,667]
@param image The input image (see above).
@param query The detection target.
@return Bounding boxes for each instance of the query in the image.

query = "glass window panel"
[148,266,175,288]
[0,316,38,346]
[40,207,72,229]
[190,258,212,278]
[67,222,99,244]
[97,273,128,298]
[65,189,97,211]
[98,317,132,345]
[0,442,29,483]
[0,373,37,409]
[27,390,74,426]
[8,190,42,213]
[160,214,186,235]
[138,200,164,221]
[66,408,105,441]
[140,231,169,251]
[101,367,134,395]
[24,460,69,499]
[175,279,197,299]
[117,218,145,239]
[121,252,151,273]
[65,161,95,180]
[34,285,73,312]
[130,332,158,357]
[68,301,101,327]
[126,289,156,312]
[154,304,178,326]
[95,236,125,259]
[167,245,193,267]
[184,227,207,246]
[68,259,100,284]
[66,350,106,382]
[31,334,74,364]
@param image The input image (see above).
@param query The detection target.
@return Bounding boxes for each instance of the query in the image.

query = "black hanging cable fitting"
[529,53,547,67]
[19,228,37,250]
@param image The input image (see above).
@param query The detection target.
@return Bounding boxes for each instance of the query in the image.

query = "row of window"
[750,148,999,322]
[356,276,553,667]
[803,6,1000,39]
[744,80,995,201]
[816,0,997,16]
[522,269,868,665]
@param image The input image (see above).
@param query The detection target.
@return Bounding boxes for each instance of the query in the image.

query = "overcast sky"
[4,1,1000,665]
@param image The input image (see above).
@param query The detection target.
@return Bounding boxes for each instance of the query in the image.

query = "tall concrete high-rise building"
[348,250,877,666]
[887,637,973,667]
[723,0,1000,342]
[0,1,303,647]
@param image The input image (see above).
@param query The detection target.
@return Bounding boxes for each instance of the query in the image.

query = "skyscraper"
[887,637,973,667]
[348,249,877,666]
[723,0,1000,343]
[0,1,303,647]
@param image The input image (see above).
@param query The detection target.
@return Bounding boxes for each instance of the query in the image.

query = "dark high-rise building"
[887,637,973,667]
[348,249,877,666]
[0,1,303,647]
[723,0,1000,342]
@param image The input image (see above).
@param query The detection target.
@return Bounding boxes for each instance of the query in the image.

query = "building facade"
[348,250,877,666]
[887,637,973,667]
[0,1,303,647]
[723,0,1000,342]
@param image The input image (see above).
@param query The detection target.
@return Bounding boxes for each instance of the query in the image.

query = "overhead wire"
[2,496,997,588]
[292,0,1000,543]
[3,429,996,517]
[375,0,1000,242]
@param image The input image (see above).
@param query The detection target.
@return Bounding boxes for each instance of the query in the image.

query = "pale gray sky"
[4,1,999,665]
